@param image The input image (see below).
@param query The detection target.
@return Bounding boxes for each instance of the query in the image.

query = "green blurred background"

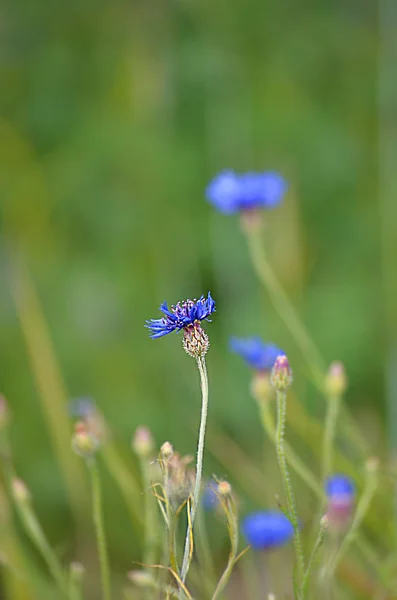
[1,0,396,595]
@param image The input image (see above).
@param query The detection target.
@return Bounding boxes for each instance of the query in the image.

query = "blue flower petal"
[242,511,294,550]
[146,293,216,339]
[230,337,283,370]
[325,474,355,499]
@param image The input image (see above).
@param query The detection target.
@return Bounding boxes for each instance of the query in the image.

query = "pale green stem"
[196,505,217,590]
[180,355,209,589]
[260,402,324,498]
[300,518,327,599]
[275,390,305,591]
[14,500,68,596]
[328,468,378,576]
[322,395,341,482]
[211,496,238,600]
[245,226,325,388]
[68,565,84,600]
[88,460,111,600]
[139,456,158,571]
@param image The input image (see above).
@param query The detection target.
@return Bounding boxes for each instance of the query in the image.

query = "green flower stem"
[13,495,68,596]
[300,517,327,598]
[68,565,84,600]
[211,495,238,600]
[88,460,111,600]
[180,355,209,588]
[245,225,324,389]
[328,466,378,576]
[260,402,324,499]
[275,389,305,590]
[322,395,341,482]
[139,456,159,571]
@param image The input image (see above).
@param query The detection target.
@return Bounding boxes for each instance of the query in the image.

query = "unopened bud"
[160,441,174,461]
[127,570,154,588]
[71,421,99,458]
[183,323,209,358]
[271,355,293,391]
[217,480,232,497]
[69,562,85,582]
[365,457,379,473]
[11,478,30,503]
[320,514,329,530]
[325,362,347,397]
[250,372,273,404]
[0,395,10,430]
[132,426,154,457]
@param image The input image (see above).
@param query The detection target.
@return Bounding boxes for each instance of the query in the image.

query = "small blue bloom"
[206,170,287,214]
[69,397,96,419]
[146,292,216,339]
[242,511,294,550]
[230,337,283,371]
[325,474,355,500]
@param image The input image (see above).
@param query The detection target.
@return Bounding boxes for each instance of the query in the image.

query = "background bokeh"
[1,0,396,597]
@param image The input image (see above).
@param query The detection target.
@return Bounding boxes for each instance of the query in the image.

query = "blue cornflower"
[146,292,215,339]
[206,170,287,214]
[69,397,96,419]
[325,474,355,500]
[230,337,283,371]
[242,511,294,550]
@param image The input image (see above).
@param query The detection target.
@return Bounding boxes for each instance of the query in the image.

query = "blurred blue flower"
[325,474,355,499]
[206,170,287,214]
[69,397,96,419]
[146,292,215,339]
[242,511,294,550]
[202,481,219,511]
[230,337,283,371]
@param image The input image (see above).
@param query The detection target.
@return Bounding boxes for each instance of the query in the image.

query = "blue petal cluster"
[242,511,294,550]
[325,474,355,499]
[146,292,216,339]
[230,337,283,371]
[206,170,287,214]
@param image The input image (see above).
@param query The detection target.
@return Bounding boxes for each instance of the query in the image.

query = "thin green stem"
[275,390,305,591]
[328,467,378,576]
[180,355,209,589]
[245,226,325,388]
[322,396,341,482]
[88,460,111,600]
[300,518,327,598]
[140,456,158,571]
[260,403,324,499]
[68,564,84,600]
[211,496,238,600]
[14,500,68,596]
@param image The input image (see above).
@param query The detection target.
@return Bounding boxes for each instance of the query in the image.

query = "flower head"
[230,337,283,371]
[325,474,355,500]
[325,474,355,530]
[271,354,293,391]
[206,170,287,214]
[146,292,215,339]
[242,510,294,550]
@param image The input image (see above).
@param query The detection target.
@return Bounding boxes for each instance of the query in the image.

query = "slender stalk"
[211,495,238,600]
[275,390,305,590]
[260,402,324,498]
[322,395,341,481]
[328,465,378,576]
[13,494,68,595]
[180,356,209,588]
[139,456,158,570]
[300,517,327,598]
[68,564,84,600]
[245,226,324,388]
[88,460,111,600]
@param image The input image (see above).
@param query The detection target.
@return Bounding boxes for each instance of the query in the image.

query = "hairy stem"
[180,355,209,589]
[275,390,305,591]
[89,460,111,600]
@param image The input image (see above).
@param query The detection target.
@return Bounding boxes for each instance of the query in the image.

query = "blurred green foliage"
[1,0,393,596]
